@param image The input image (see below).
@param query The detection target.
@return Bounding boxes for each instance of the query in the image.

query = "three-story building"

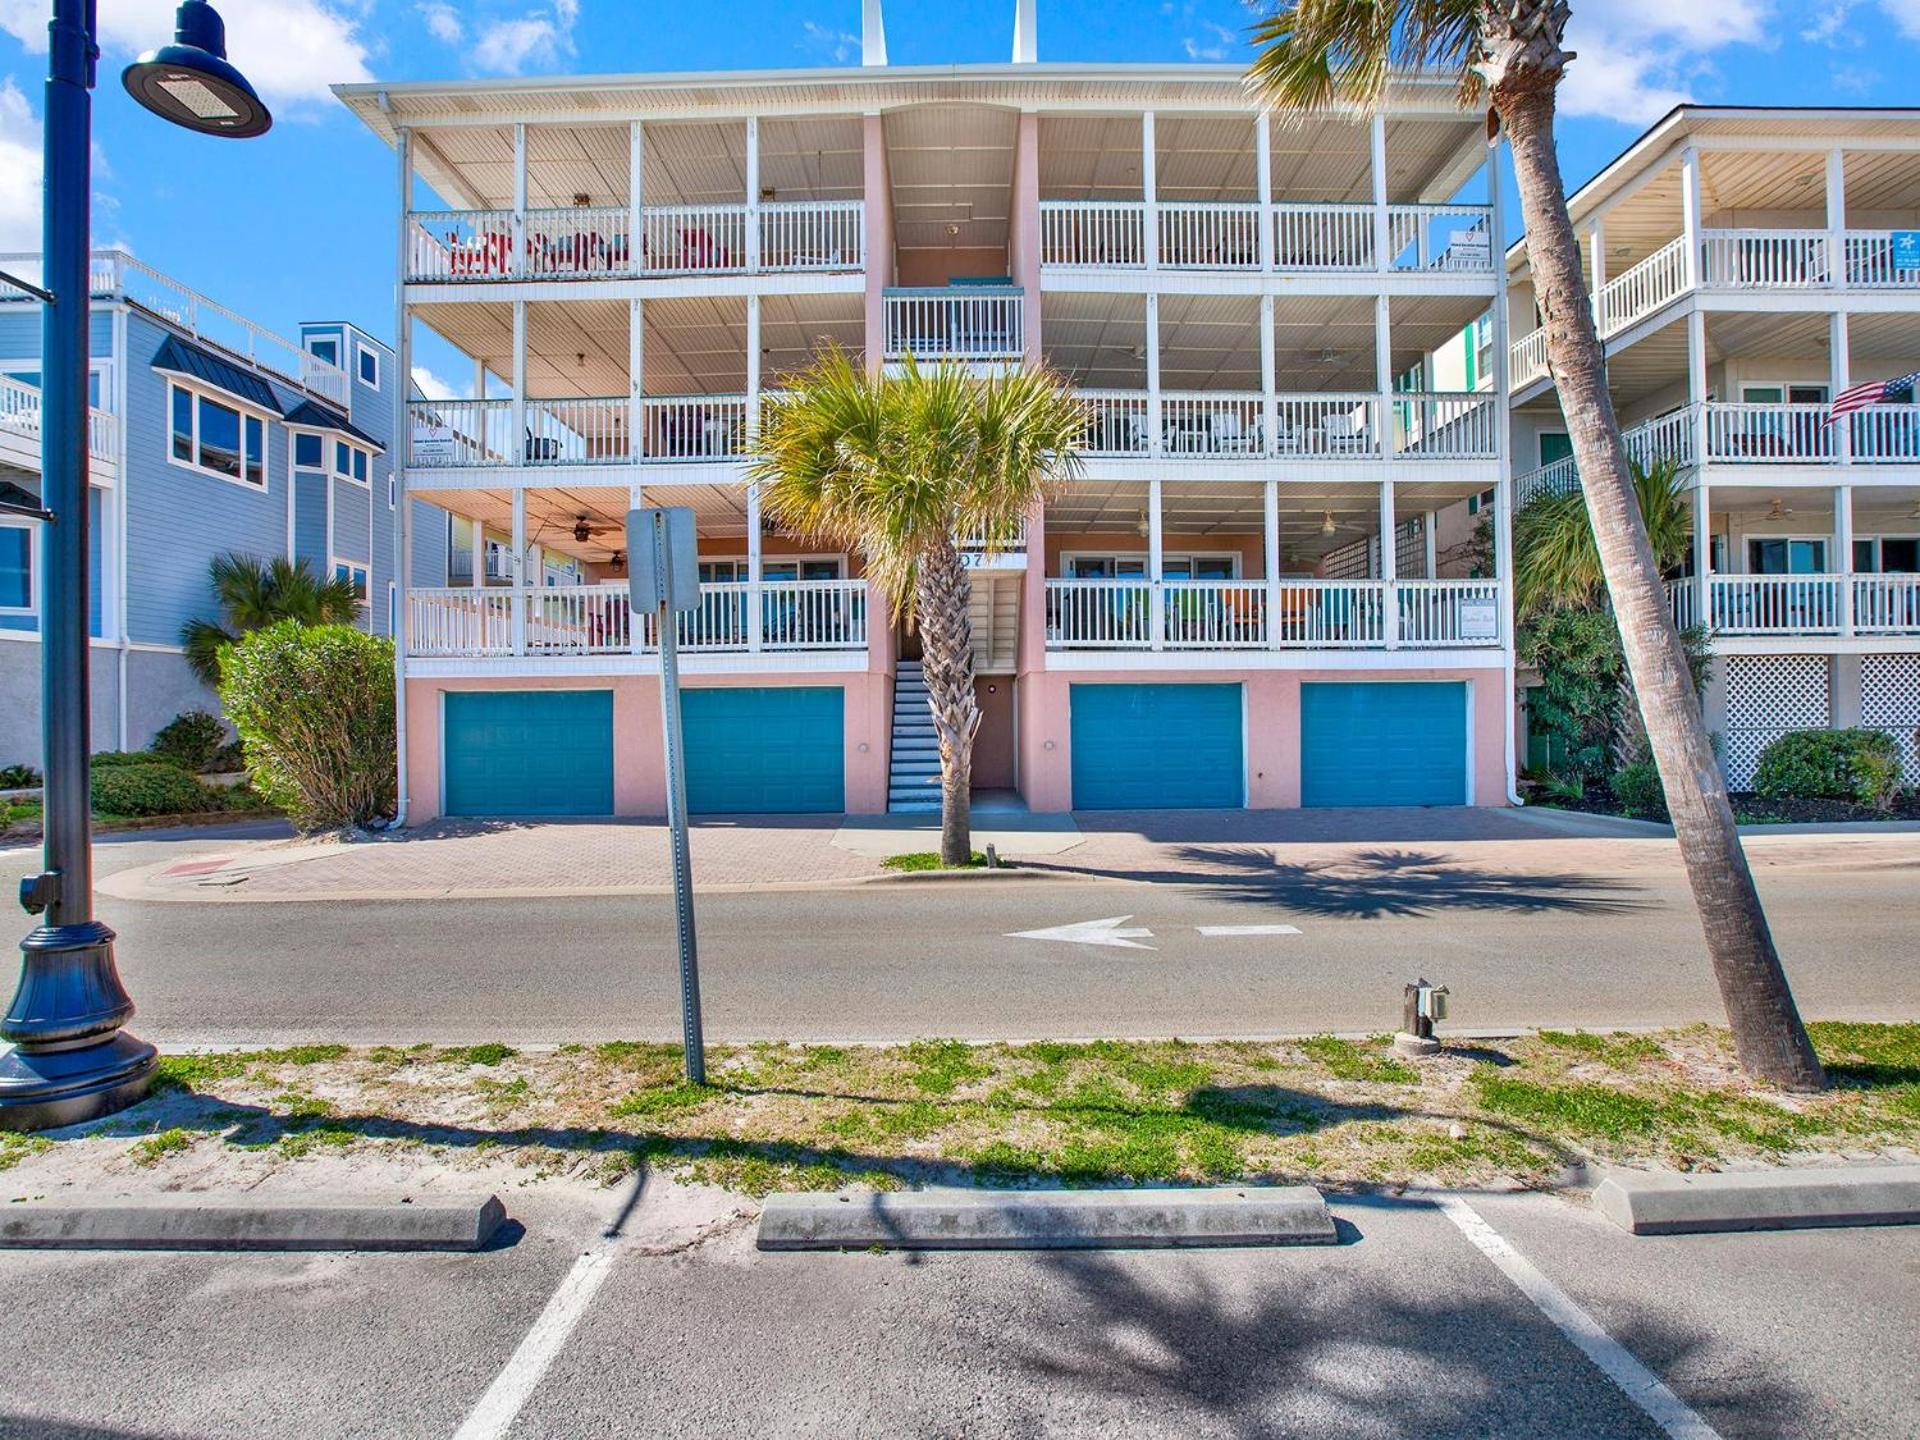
[341,26,1514,821]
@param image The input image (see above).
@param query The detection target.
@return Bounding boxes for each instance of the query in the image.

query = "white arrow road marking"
[1006,915,1157,950]
[1195,924,1302,937]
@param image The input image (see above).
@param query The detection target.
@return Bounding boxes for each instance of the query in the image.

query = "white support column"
[1148,478,1165,650]
[1145,292,1162,458]
[628,480,646,655]
[745,116,762,273]
[1263,479,1280,649]
[510,488,527,654]
[1830,308,1851,465]
[1489,135,1517,718]
[510,300,528,465]
[1258,294,1276,457]
[1589,221,1607,335]
[1686,306,1709,475]
[1680,145,1702,288]
[1691,477,1711,630]
[628,121,645,272]
[747,482,765,652]
[1374,293,1393,460]
[1836,483,1855,637]
[1371,113,1390,274]
[470,516,485,591]
[394,125,415,665]
[1379,477,1399,649]
[1423,509,1438,579]
[1255,113,1274,272]
[1142,112,1159,272]
[746,294,762,423]
[512,122,528,279]
[1825,148,1846,290]
[628,298,644,463]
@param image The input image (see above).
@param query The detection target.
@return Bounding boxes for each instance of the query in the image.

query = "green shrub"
[219,622,396,832]
[151,709,228,772]
[212,738,246,773]
[92,750,186,770]
[1610,758,1666,818]
[91,761,214,818]
[0,764,38,790]
[1753,728,1903,808]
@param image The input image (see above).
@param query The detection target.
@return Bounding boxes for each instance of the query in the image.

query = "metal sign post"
[630,506,705,1084]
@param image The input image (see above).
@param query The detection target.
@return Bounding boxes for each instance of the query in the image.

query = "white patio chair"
[1323,412,1369,455]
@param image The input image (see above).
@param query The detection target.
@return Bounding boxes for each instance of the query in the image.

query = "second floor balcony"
[1670,573,1920,639]
[1078,389,1498,463]
[0,374,120,478]
[882,287,1025,364]
[1045,578,1504,652]
[408,395,753,470]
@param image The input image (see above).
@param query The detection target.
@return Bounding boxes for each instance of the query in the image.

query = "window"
[307,338,339,367]
[356,345,380,388]
[388,474,396,509]
[1466,487,1496,515]
[1748,538,1828,575]
[333,559,370,603]
[167,383,268,488]
[0,521,33,614]
[333,439,371,487]
[294,432,324,468]
[1857,537,1920,574]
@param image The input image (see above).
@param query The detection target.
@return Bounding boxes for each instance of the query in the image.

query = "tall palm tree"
[182,552,362,685]
[1516,457,1692,615]
[750,347,1085,865]
[1248,3,1825,1090]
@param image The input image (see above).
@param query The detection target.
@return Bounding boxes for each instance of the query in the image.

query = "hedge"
[91,761,214,818]
[1751,728,1903,809]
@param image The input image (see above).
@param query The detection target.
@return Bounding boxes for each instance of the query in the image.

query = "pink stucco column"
[862,113,892,373]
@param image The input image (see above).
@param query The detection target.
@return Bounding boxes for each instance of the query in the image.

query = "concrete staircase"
[888,661,942,813]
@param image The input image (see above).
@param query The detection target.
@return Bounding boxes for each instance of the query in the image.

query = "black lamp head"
[122,0,271,138]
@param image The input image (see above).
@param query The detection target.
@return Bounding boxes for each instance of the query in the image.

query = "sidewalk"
[91,805,1920,904]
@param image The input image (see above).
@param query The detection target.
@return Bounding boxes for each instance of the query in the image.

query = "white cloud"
[1181,22,1237,62]
[1,0,372,110]
[410,365,458,400]
[1881,0,1920,37]
[1557,0,1772,124]
[466,2,581,75]
[798,20,859,63]
[0,78,42,253]
[418,1,464,44]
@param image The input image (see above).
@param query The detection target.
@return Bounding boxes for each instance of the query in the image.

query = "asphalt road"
[7,826,1917,1044]
[3,1183,1915,1439]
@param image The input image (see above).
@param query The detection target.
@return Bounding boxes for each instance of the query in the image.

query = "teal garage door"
[1070,683,1243,809]
[683,686,844,814]
[444,690,614,817]
[1301,682,1468,807]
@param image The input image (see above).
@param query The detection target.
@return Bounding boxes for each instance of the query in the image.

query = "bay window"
[168,382,269,489]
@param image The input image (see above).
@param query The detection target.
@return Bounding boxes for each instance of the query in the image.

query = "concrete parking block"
[0,1194,508,1251]
[1593,1165,1920,1235]
[758,1185,1337,1251]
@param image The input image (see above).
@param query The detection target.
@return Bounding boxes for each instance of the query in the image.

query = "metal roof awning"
[284,399,385,451]
[150,334,282,413]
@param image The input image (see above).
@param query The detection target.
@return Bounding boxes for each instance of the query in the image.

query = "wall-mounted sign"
[410,419,455,465]
[1459,595,1500,642]
[1893,231,1920,272]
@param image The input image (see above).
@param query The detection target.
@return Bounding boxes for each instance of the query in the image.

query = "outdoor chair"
[1322,413,1370,454]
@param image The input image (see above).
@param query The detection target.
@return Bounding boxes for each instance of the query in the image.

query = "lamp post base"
[0,1029,159,1132]
[0,919,158,1132]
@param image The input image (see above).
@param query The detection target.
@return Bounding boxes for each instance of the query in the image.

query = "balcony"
[0,374,119,476]
[407,395,751,469]
[1044,578,1503,651]
[407,579,868,659]
[404,201,866,285]
[1077,390,1497,462]
[1037,201,1495,275]
[1513,409,1697,508]
[1669,575,1920,638]
[882,287,1024,363]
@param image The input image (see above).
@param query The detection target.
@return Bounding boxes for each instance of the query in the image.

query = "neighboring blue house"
[0,249,449,767]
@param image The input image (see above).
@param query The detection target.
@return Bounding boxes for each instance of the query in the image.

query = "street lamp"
[0,0,270,1132]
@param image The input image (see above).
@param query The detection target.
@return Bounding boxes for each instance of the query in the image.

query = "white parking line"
[451,1241,618,1440]
[1436,1195,1723,1440]
[1194,924,1302,937]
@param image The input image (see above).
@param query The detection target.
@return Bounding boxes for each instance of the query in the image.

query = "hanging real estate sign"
[1458,595,1500,642]
[1893,231,1920,272]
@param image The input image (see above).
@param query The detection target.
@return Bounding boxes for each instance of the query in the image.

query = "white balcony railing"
[526,397,632,465]
[1160,392,1266,455]
[1598,235,1689,334]
[1074,390,1491,462]
[407,395,749,468]
[1387,206,1495,273]
[0,374,120,466]
[640,395,748,460]
[1853,576,1920,634]
[1703,403,1835,464]
[1273,393,1381,457]
[759,200,865,272]
[1513,406,1698,508]
[2,249,350,405]
[1079,390,1151,455]
[1843,231,1920,289]
[1039,201,1147,268]
[409,580,867,658]
[1159,202,1263,269]
[883,288,1024,362]
[1045,578,1502,651]
[1706,575,1842,635]
[1849,405,1920,463]
[1391,393,1499,459]
[1272,203,1376,270]
[1700,229,1830,289]
[640,204,748,276]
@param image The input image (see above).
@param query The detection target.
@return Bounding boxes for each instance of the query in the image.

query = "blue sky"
[3,0,1918,386]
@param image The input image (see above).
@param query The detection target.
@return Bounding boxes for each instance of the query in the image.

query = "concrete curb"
[1592,1165,1920,1236]
[757,1185,1337,1251]
[0,1194,509,1251]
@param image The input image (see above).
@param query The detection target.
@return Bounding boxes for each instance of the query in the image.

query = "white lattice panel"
[1723,655,1831,790]
[1861,653,1920,784]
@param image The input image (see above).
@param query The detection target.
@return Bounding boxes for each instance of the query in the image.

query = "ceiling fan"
[571,514,620,545]
[1765,498,1795,520]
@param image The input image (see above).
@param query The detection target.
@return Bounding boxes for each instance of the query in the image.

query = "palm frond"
[1516,458,1692,615]
[1244,0,1483,117]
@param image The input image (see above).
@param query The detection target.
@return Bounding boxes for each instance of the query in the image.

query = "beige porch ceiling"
[884,103,1016,253]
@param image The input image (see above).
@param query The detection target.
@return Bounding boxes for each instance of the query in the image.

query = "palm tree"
[182,552,362,686]
[1248,4,1825,1090]
[1516,457,1692,615]
[749,348,1085,865]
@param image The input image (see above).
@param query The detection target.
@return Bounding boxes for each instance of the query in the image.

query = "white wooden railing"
[1706,575,1842,635]
[409,579,867,657]
[1273,393,1380,456]
[1045,578,1502,650]
[526,397,631,465]
[640,395,748,460]
[1598,235,1689,334]
[3,249,349,405]
[759,200,865,271]
[0,374,120,465]
[1514,406,1698,508]
[408,399,514,467]
[1848,405,1920,463]
[1387,205,1495,273]
[1510,328,1551,390]
[408,395,749,467]
[407,210,516,282]
[1160,392,1266,455]
[1272,203,1375,270]
[1039,201,1147,268]
[1668,582,1700,633]
[1853,576,1920,635]
[640,204,748,276]
[1700,229,1830,289]
[883,288,1024,361]
[1391,393,1499,459]
[1079,390,1151,455]
[1703,403,1835,464]
[1843,230,1920,289]
[1158,203,1263,269]
[526,206,633,278]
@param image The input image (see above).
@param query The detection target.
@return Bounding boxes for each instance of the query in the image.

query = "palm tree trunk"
[1499,87,1825,1091]
[915,536,982,866]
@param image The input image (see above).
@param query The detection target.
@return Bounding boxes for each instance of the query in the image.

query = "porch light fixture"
[1320,509,1336,535]
[122,0,272,138]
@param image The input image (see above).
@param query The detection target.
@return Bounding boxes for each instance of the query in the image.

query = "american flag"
[1827,368,1920,424]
